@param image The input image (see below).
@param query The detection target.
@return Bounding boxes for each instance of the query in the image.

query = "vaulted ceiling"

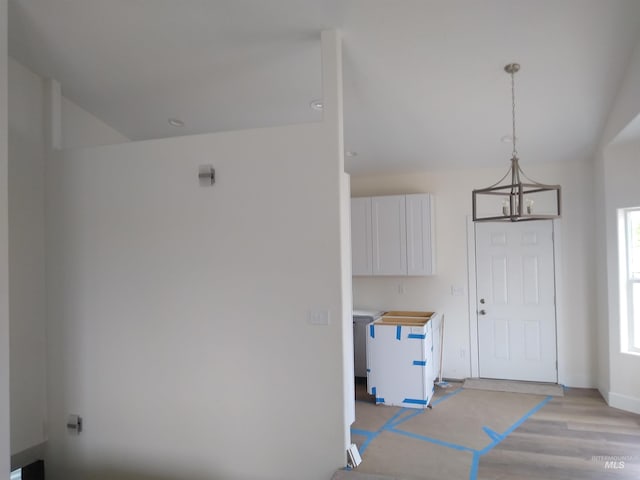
[8,0,640,175]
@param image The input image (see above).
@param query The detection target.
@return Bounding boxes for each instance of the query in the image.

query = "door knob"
[479,298,485,304]
[479,309,486,315]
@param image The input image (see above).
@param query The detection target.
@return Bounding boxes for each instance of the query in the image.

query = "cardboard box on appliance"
[366,311,441,409]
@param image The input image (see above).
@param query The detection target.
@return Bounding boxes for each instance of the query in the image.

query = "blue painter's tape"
[482,426,503,442]
[396,325,402,340]
[388,408,424,428]
[470,451,480,479]
[369,324,375,338]
[355,407,426,455]
[356,388,552,476]
[366,368,371,372]
[412,360,427,366]
[431,387,462,406]
[350,428,377,455]
[477,396,553,455]
[372,386,385,403]
[389,427,476,453]
[383,408,413,430]
[431,345,434,352]
[403,398,428,405]
[470,396,552,478]
[408,333,426,339]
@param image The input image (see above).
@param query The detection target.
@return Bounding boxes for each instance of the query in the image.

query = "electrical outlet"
[460,348,466,359]
[398,282,405,294]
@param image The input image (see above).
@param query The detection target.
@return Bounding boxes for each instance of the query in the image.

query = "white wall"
[351,158,597,387]
[594,139,610,396]
[61,96,129,149]
[594,34,640,413]
[7,57,48,457]
[1,0,12,475]
[44,32,349,480]
[45,125,347,480]
[601,39,640,147]
[602,138,640,414]
[5,57,142,465]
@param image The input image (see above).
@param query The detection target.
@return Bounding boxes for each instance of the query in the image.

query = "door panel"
[522,256,539,305]
[524,320,541,361]
[491,256,508,304]
[493,318,510,359]
[476,220,557,382]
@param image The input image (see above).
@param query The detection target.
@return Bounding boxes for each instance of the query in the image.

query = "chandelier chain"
[511,69,517,158]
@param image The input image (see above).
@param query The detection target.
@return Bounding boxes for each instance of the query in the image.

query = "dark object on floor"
[22,460,45,480]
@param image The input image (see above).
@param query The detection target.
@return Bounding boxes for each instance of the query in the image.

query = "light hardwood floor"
[478,387,640,479]
[352,380,640,479]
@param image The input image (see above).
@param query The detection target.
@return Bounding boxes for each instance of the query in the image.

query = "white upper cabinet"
[351,194,435,276]
[371,195,407,275]
[351,197,373,275]
[406,194,435,276]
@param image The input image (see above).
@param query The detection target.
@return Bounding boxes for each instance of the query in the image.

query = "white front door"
[475,220,557,382]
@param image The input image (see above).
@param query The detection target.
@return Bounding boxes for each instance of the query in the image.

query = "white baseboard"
[558,373,596,389]
[608,392,640,414]
[598,387,610,404]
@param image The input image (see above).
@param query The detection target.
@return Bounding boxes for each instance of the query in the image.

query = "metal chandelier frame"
[472,63,561,223]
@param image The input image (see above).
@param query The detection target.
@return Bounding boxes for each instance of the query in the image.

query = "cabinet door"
[406,194,435,275]
[371,195,407,275]
[351,197,373,275]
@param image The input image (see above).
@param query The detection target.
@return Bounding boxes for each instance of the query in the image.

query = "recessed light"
[168,118,184,127]
[310,100,324,111]
[346,151,358,157]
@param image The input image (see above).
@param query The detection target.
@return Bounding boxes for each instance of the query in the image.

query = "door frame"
[466,216,564,382]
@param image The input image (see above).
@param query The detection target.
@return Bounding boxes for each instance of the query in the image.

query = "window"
[620,207,640,354]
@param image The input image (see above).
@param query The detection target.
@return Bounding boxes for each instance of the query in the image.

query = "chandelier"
[472,63,561,222]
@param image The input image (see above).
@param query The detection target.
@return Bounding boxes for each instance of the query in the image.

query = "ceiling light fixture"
[472,63,561,222]
[168,118,184,127]
[310,100,324,111]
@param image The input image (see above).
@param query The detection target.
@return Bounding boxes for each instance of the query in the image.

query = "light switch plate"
[451,285,465,296]
[308,309,330,326]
